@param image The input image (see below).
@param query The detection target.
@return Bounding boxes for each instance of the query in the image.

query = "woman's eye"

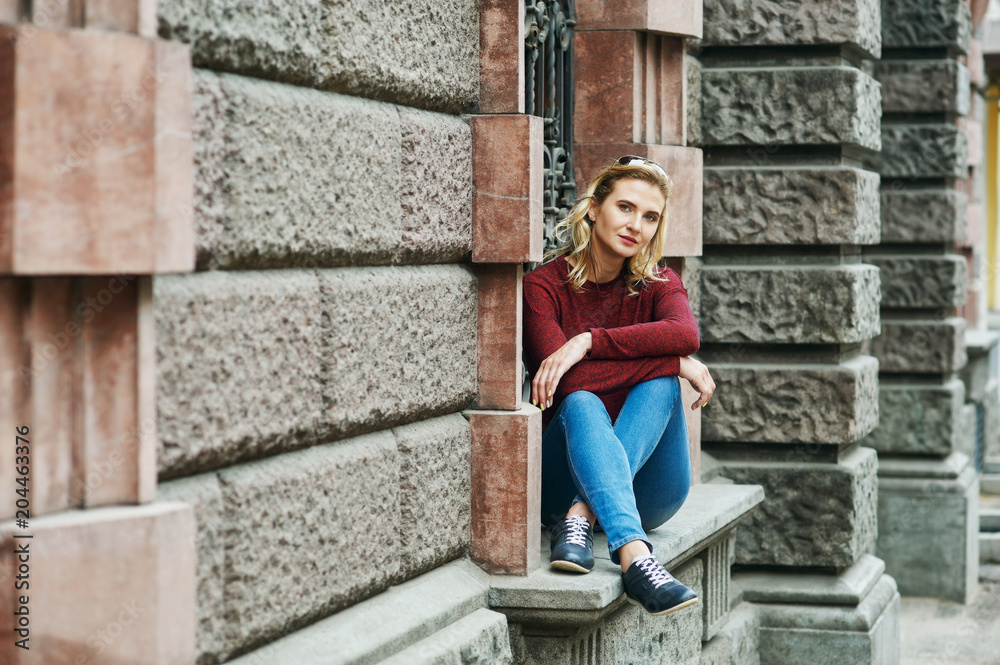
[619,204,630,211]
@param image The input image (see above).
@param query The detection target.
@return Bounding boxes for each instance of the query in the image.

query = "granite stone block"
[861,379,965,456]
[157,473,227,665]
[874,60,968,114]
[699,603,760,665]
[191,71,472,270]
[155,270,325,477]
[686,54,702,147]
[702,356,880,445]
[397,106,474,265]
[158,0,479,113]
[872,317,967,374]
[864,254,966,309]
[318,266,478,441]
[217,433,399,659]
[716,446,879,568]
[699,264,880,344]
[703,0,880,58]
[701,67,881,150]
[862,124,968,178]
[392,414,472,580]
[882,0,971,52]
[704,167,880,245]
[880,188,967,243]
[877,463,978,603]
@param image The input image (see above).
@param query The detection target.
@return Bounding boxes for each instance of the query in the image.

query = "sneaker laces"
[636,556,673,589]
[563,515,590,547]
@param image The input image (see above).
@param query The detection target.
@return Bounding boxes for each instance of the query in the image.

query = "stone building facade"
[0,0,997,664]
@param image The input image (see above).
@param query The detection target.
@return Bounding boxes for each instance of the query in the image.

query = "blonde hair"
[547,159,673,295]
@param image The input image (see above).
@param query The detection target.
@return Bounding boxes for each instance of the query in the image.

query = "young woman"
[522,155,715,616]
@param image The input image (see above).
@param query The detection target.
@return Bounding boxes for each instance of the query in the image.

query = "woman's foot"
[622,555,698,615]
[549,514,594,573]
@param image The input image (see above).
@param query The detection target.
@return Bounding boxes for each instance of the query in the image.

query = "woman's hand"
[679,356,715,410]
[532,333,592,409]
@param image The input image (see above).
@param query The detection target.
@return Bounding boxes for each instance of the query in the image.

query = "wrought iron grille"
[525,0,577,255]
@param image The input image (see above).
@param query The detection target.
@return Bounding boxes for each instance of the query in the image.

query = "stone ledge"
[227,559,490,665]
[876,451,972,481]
[488,483,764,621]
[734,554,884,606]
[756,573,898,632]
[380,608,512,665]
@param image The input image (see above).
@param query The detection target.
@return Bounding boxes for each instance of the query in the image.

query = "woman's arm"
[588,274,699,360]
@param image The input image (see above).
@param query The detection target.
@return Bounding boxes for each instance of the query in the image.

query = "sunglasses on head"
[617,154,668,180]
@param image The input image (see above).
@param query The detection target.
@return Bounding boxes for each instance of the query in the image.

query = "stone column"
[0,2,197,662]
[699,1,900,663]
[862,0,981,603]
[469,0,544,575]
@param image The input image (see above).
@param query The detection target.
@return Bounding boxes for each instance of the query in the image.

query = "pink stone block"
[481,0,524,113]
[477,264,523,410]
[0,276,156,520]
[965,202,984,247]
[0,503,196,665]
[85,0,158,37]
[575,31,686,145]
[31,0,83,27]
[0,26,194,275]
[154,40,195,273]
[26,279,78,515]
[472,114,544,263]
[0,0,23,22]
[576,0,702,38]
[682,371,702,485]
[574,143,703,257]
[966,119,982,168]
[468,406,542,574]
[79,276,157,506]
[968,39,984,86]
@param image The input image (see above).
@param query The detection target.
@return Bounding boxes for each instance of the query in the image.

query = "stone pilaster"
[862,0,981,604]
[700,1,898,661]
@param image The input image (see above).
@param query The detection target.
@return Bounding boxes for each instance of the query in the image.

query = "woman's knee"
[560,390,606,418]
[638,481,690,531]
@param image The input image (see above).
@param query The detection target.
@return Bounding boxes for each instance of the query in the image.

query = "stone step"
[490,483,764,620]
[378,609,512,665]
[228,558,490,665]
[983,458,1000,474]
[981,533,1000,564]
[982,474,1000,495]
[981,508,1000,532]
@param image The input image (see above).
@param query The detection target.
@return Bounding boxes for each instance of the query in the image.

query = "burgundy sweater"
[522,256,700,428]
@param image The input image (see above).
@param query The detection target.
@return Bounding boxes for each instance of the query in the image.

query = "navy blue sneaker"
[549,515,594,573]
[622,555,698,615]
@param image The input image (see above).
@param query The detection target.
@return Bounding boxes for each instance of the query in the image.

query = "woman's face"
[588,178,666,263]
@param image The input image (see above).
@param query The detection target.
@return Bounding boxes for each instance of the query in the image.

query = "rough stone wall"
[152,1,481,662]
[861,0,981,603]
[700,0,882,567]
[699,0,898,659]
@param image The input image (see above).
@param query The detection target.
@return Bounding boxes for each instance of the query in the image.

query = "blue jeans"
[541,376,691,564]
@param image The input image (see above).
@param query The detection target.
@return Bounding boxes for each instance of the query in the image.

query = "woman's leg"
[615,376,691,532]
[542,390,665,565]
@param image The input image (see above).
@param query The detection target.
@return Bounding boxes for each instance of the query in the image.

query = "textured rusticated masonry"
[158,0,480,113]
[192,70,473,270]
[158,413,472,664]
[155,266,477,478]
